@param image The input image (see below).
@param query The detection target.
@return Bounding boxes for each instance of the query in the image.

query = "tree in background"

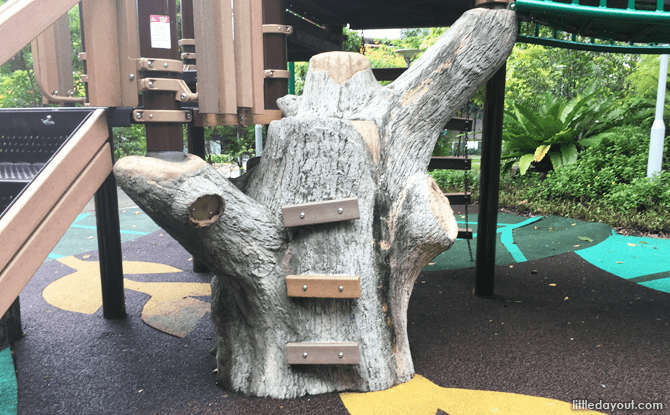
[506,42,638,110]
[626,54,670,97]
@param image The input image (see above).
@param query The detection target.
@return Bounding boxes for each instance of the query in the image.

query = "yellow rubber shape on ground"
[340,374,605,415]
[42,256,211,338]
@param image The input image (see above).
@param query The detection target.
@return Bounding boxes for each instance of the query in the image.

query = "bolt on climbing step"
[286,342,360,365]
[286,275,361,299]
[282,197,360,227]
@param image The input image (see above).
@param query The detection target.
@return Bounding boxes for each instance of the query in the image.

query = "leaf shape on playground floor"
[578,236,593,242]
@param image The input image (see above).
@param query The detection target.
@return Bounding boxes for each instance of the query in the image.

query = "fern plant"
[502,89,621,174]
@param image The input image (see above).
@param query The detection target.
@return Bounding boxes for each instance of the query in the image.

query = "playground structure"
[1,0,670,398]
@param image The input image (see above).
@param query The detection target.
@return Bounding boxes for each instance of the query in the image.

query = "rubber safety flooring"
[2,201,669,414]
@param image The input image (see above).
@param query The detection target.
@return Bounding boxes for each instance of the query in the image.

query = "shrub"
[429,169,479,192]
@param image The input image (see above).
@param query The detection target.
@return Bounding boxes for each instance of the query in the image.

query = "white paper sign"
[150,15,171,49]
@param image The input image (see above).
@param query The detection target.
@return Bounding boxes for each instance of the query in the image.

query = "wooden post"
[192,0,236,115]
[137,0,183,158]
[0,297,21,349]
[474,63,507,298]
[81,0,122,106]
[78,2,89,101]
[31,13,77,105]
[262,0,288,110]
[180,0,196,68]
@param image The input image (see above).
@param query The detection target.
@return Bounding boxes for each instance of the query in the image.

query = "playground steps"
[281,198,362,365]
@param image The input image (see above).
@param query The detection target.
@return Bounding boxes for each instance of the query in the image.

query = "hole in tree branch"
[188,194,225,227]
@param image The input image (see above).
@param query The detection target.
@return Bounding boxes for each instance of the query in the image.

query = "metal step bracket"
[137,58,184,73]
[287,342,360,365]
[286,275,361,299]
[134,110,193,123]
[138,78,198,102]
[282,197,360,227]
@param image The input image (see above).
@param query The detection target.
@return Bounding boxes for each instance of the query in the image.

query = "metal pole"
[288,61,295,95]
[0,297,22,348]
[137,0,183,160]
[474,63,507,298]
[647,54,668,179]
[255,124,263,156]
[94,128,126,319]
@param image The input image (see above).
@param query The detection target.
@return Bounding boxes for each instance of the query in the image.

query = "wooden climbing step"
[282,197,359,227]
[444,192,471,205]
[286,342,360,365]
[428,157,471,171]
[286,275,361,299]
[458,228,473,240]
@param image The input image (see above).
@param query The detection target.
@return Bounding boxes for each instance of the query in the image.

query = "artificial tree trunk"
[113,8,517,398]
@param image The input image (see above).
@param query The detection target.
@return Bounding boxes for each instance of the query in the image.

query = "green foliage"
[432,130,455,157]
[506,42,638,110]
[522,126,670,209]
[113,125,146,159]
[363,42,405,69]
[418,27,447,50]
[293,62,308,96]
[626,55,669,97]
[0,70,40,108]
[429,169,480,193]
[502,88,620,174]
[343,27,362,53]
[209,125,256,170]
[393,28,430,50]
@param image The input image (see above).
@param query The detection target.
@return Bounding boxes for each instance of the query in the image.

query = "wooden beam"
[196,110,282,127]
[0,0,81,66]
[285,13,339,54]
[81,0,122,106]
[282,197,360,227]
[0,109,109,277]
[233,0,255,108]
[0,142,113,317]
[31,13,74,105]
[250,0,265,115]
[286,275,361,299]
[286,342,360,365]
[193,0,236,114]
[116,0,140,107]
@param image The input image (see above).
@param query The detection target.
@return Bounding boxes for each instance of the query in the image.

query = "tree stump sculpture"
[113,8,517,398]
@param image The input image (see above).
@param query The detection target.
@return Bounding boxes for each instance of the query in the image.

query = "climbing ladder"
[428,117,475,241]
[281,198,363,365]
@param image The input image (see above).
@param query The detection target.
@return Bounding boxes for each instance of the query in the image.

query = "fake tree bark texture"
[113,9,517,398]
